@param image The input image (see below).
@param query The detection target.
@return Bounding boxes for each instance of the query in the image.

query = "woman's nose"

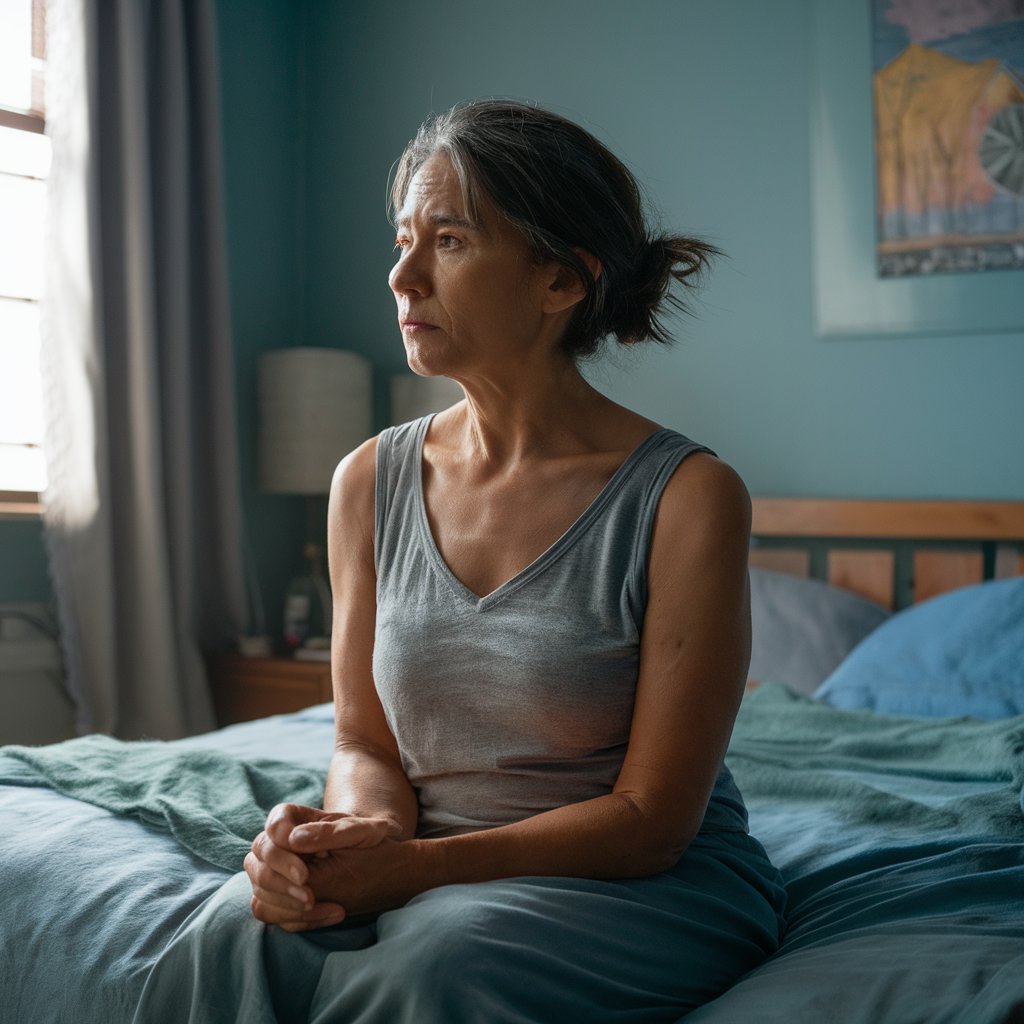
[389,249,429,297]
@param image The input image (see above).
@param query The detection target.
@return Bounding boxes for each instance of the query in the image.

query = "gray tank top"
[373,415,748,840]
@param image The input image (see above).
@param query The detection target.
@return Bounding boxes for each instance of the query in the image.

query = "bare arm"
[319,435,418,837]
[303,453,753,914]
[246,438,418,927]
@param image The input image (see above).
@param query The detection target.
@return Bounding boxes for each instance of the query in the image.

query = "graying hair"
[390,99,720,359]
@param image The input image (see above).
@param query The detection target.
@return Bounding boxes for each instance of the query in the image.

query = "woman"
[245,99,785,1020]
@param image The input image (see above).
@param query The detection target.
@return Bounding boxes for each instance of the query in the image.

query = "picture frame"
[810,0,1024,339]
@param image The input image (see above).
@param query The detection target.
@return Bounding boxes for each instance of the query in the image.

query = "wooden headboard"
[749,499,1024,610]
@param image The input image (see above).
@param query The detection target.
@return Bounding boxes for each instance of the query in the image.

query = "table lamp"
[258,347,372,656]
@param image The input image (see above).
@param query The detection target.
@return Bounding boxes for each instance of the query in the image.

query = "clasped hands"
[244,804,414,931]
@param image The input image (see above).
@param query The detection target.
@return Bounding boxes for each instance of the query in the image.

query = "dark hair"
[390,99,720,359]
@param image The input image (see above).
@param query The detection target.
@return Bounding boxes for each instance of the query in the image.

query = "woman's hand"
[244,802,402,931]
[303,835,442,919]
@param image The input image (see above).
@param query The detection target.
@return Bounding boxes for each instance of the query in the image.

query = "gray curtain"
[41,0,247,739]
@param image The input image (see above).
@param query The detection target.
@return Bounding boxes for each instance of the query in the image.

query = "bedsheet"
[1,688,1022,1023]
[0,708,334,1023]
[694,684,1024,1024]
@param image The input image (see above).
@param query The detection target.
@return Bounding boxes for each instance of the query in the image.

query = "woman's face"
[389,152,557,380]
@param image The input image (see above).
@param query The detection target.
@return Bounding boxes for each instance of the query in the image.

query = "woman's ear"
[574,247,603,283]
[541,248,603,314]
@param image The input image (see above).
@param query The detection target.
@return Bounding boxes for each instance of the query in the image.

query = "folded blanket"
[0,736,327,870]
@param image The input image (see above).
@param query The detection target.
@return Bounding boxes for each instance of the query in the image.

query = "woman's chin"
[404,344,456,379]
[407,363,447,378]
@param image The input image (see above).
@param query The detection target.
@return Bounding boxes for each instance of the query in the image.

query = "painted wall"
[300,0,1024,500]
[3,0,1022,621]
[0,518,50,603]
[216,0,307,639]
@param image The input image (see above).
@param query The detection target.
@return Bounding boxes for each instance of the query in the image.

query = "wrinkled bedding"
[0,710,331,1023]
[1,687,1022,1023]
[693,684,1024,1024]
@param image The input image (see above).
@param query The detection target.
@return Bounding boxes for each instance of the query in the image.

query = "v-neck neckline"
[412,416,670,612]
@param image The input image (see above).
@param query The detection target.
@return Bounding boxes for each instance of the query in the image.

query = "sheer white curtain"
[41,0,247,739]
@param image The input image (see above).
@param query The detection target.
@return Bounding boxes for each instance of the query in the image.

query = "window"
[0,0,48,513]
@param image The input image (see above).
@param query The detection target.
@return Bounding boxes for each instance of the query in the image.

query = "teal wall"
[300,0,1024,501]
[215,0,306,638]
[3,0,1022,619]
[0,518,51,602]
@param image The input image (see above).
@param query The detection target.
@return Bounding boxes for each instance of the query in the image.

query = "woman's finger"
[251,830,309,885]
[265,803,323,847]
[289,816,390,853]
[250,894,346,930]
[276,903,348,932]
[244,851,312,912]
[250,894,309,926]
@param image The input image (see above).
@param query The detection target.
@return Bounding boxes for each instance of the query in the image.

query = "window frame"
[0,119,48,513]
[0,0,48,514]
[0,108,44,135]
[0,488,44,518]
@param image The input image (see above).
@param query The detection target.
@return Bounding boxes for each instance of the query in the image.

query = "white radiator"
[0,604,76,745]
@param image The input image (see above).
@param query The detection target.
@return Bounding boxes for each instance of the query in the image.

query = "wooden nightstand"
[206,653,333,726]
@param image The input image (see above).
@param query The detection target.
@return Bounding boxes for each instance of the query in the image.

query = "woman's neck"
[433,360,652,469]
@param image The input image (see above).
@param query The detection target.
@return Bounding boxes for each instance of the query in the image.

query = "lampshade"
[259,348,372,495]
[390,374,464,425]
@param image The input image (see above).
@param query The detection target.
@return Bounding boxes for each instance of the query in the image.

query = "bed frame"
[749,499,1024,610]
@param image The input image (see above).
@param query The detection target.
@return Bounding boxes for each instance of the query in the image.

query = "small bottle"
[283,543,332,652]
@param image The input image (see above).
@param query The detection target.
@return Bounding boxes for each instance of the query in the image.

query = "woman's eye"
[393,234,461,254]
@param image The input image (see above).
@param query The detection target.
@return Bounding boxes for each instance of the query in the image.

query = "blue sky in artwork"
[872,0,1024,77]
[873,0,910,70]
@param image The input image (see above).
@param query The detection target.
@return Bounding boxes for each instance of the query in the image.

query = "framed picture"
[872,0,1024,277]
[810,0,1024,339]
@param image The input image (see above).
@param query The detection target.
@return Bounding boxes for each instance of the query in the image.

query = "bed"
[1,497,1022,1023]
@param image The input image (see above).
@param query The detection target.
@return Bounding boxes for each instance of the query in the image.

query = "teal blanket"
[6,685,1018,875]
[690,685,1024,1024]
[730,682,1024,837]
[0,735,327,871]
[2,687,1023,1023]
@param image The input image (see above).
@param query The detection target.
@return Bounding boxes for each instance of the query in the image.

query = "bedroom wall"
[0,520,50,602]
[215,0,308,642]
[3,0,1022,637]
[298,0,1024,501]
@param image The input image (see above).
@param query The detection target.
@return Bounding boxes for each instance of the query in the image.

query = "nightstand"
[206,653,333,726]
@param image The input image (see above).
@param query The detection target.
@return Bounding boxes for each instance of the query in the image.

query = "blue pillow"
[814,576,1024,718]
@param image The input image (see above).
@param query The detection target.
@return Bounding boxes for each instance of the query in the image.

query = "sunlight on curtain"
[41,0,100,533]
[42,0,246,739]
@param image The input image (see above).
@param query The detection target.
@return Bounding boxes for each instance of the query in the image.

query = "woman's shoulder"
[331,413,436,495]
[657,450,751,548]
[332,434,378,491]
[328,434,381,538]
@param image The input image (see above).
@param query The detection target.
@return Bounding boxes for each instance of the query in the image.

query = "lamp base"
[236,635,272,658]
